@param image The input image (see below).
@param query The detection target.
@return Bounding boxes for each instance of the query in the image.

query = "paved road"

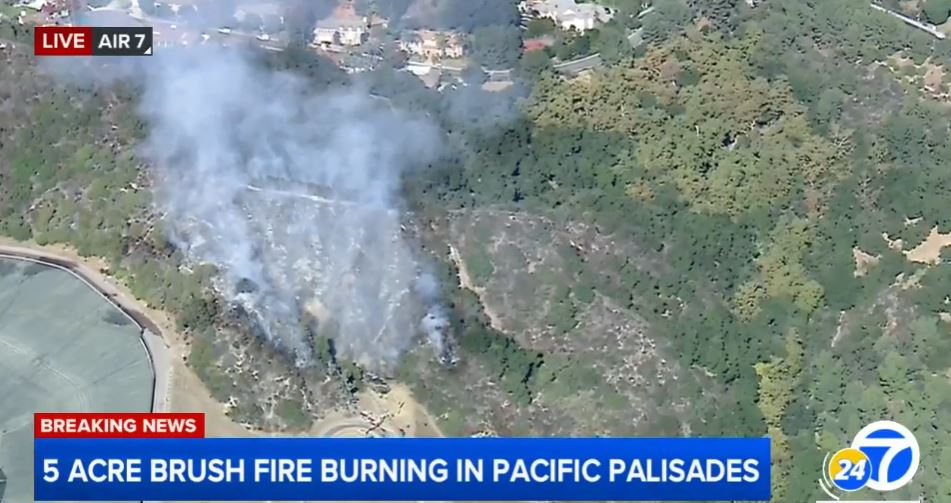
[554,53,603,75]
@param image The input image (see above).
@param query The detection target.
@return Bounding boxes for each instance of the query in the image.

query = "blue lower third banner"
[35,437,771,501]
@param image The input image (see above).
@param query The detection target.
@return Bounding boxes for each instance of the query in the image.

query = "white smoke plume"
[49,44,448,370]
[414,269,453,364]
[142,48,445,369]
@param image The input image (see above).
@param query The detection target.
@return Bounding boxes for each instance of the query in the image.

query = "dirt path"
[448,243,505,332]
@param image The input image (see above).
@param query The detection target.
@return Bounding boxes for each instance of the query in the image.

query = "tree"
[755,331,804,502]
[924,0,951,25]
[434,0,519,32]
[555,31,593,60]
[690,0,740,33]
[592,23,634,65]
[469,24,522,70]
[525,18,557,37]
[911,316,951,372]
[517,50,553,79]
[641,0,692,45]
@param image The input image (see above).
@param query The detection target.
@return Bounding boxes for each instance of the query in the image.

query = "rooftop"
[529,0,610,18]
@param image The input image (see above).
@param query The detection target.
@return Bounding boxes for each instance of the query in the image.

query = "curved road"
[553,53,603,75]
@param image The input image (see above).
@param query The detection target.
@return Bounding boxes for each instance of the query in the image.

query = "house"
[17,0,68,22]
[520,0,613,32]
[18,0,46,10]
[313,1,368,47]
[522,35,555,52]
[399,29,463,60]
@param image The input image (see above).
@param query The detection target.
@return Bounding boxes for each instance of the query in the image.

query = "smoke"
[414,269,453,364]
[387,0,519,31]
[146,47,446,369]
[47,41,449,371]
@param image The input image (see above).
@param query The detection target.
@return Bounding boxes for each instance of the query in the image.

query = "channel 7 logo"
[818,420,920,501]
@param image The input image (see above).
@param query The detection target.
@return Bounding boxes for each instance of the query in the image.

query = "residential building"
[16,0,68,22]
[18,0,50,11]
[399,29,463,60]
[520,0,613,32]
[313,1,368,47]
[522,35,555,52]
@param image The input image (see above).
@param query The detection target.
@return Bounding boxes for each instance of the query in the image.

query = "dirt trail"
[448,243,505,332]
[312,383,444,438]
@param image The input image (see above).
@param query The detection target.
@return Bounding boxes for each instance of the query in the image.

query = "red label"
[34,26,94,56]
[34,412,205,438]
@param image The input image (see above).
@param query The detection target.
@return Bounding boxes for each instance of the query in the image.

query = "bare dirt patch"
[312,384,444,438]
[924,64,945,92]
[904,227,951,264]
[448,243,505,331]
[853,247,880,277]
[169,358,256,437]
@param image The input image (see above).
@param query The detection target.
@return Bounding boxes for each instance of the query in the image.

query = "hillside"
[0,35,354,432]
[4,0,951,501]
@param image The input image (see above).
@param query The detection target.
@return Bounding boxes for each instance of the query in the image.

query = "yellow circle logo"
[827,447,871,491]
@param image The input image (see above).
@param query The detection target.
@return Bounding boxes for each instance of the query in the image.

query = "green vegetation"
[275,398,311,430]
[469,24,522,69]
[0,39,339,431]
[924,0,951,25]
[6,0,951,499]
[404,0,951,500]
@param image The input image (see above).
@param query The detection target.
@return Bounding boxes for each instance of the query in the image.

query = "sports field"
[0,258,153,503]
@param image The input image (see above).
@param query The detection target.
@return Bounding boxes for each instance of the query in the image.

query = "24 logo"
[819,421,919,499]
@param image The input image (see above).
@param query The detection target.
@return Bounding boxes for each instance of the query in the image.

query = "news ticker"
[34,26,152,56]
[32,413,771,501]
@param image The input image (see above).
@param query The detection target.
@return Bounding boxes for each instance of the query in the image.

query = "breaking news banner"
[34,26,153,56]
[33,412,771,502]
